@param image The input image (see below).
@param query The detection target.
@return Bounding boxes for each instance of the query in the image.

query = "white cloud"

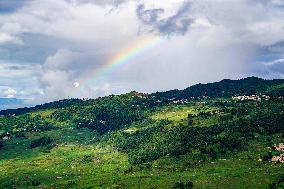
[3,88,17,98]
[0,32,22,44]
[0,62,42,99]
[73,81,80,88]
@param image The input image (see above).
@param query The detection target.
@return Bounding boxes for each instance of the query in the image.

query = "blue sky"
[0,0,284,105]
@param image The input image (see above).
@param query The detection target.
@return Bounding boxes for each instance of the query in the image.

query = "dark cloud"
[268,41,284,54]
[136,5,164,24]
[267,59,284,74]
[136,1,193,35]
[257,42,284,74]
[0,34,71,63]
[255,41,284,75]
[0,0,32,13]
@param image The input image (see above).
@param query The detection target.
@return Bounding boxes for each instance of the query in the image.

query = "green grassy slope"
[0,77,284,188]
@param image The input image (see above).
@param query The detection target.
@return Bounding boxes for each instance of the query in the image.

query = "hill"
[0,77,283,188]
[1,76,283,115]
[154,77,284,100]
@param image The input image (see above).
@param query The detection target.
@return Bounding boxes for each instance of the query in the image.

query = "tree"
[188,119,194,126]
[172,181,193,189]
[30,136,53,148]
[188,114,194,126]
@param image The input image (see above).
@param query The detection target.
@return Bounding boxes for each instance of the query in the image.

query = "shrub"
[82,155,94,163]
[160,119,172,125]
[40,122,54,131]
[219,114,233,122]
[172,181,193,189]
[262,151,281,161]
[29,179,41,186]
[188,119,194,126]
[30,136,52,148]
[269,175,284,189]
[0,140,3,149]
[15,132,26,138]
[28,122,54,132]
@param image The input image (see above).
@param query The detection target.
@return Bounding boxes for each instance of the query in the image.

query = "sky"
[0,0,284,105]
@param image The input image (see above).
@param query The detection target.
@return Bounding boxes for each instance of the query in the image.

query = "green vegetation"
[0,77,283,188]
[30,136,53,149]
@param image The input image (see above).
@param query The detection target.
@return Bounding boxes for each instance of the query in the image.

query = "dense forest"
[0,77,283,188]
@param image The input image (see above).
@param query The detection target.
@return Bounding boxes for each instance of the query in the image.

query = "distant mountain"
[0,98,26,111]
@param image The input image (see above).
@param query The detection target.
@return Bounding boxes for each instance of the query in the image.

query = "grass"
[30,109,56,118]
[150,104,221,127]
[1,123,283,189]
[0,145,129,188]
[0,103,283,188]
[1,142,283,188]
[151,105,198,122]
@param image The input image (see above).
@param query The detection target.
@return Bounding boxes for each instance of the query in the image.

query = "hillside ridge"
[1,76,283,115]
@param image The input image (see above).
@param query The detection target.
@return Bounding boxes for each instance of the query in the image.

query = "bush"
[269,175,284,189]
[0,140,3,149]
[188,119,194,126]
[40,122,54,131]
[262,151,281,161]
[82,155,94,163]
[29,179,41,187]
[28,122,54,132]
[30,136,52,148]
[15,132,26,138]
[219,114,233,122]
[172,181,193,189]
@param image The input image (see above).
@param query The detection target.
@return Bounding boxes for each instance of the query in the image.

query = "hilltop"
[1,76,284,115]
[0,77,283,188]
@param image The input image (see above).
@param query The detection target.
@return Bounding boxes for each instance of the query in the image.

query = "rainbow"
[73,35,165,96]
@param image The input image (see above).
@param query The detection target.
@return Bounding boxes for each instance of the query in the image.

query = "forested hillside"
[0,77,283,188]
[154,77,284,100]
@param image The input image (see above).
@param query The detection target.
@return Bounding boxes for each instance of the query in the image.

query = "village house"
[271,143,284,163]
[232,95,270,101]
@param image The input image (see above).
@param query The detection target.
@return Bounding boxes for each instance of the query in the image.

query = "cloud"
[0,32,23,44]
[267,41,284,54]
[37,47,120,101]
[3,88,17,98]
[1,0,284,104]
[40,69,72,100]
[71,0,128,7]
[0,0,33,13]
[0,62,42,99]
[265,59,284,74]
[73,81,80,88]
[137,1,193,35]
[136,5,164,24]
